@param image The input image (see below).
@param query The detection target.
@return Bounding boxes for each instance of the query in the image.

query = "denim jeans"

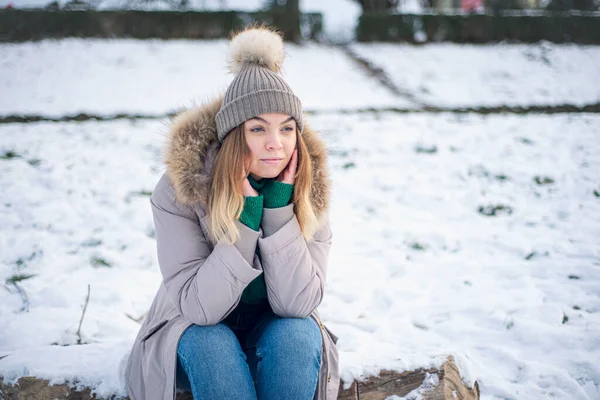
[176,309,322,400]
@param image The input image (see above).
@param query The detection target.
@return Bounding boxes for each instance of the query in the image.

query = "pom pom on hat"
[227,26,285,74]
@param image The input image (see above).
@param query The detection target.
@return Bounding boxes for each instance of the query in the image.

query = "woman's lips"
[261,158,283,165]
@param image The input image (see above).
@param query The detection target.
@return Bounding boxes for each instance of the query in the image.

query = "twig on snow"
[76,284,91,345]
[5,281,29,313]
[125,311,148,324]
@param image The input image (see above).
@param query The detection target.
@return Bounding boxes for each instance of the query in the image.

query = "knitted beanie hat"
[215,27,303,142]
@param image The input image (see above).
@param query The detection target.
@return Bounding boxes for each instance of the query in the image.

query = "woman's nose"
[266,133,283,150]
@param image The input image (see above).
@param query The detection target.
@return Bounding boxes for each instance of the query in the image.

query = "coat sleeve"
[258,204,332,318]
[151,175,262,326]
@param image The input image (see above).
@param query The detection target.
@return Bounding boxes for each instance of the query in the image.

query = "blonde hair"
[208,124,319,244]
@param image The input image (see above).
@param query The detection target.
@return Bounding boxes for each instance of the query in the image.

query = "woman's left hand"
[278,148,298,185]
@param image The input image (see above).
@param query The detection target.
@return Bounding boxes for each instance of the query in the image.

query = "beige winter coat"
[124,96,340,400]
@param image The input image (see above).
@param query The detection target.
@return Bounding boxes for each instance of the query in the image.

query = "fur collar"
[164,96,330,220]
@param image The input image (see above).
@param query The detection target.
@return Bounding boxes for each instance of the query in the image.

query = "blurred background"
[1,1,599,399]
[1,0,600,43]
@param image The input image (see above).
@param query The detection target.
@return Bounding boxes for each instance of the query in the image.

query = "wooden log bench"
[0,356,479,400]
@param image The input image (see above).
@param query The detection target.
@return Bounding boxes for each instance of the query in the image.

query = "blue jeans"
[176,310,322,400]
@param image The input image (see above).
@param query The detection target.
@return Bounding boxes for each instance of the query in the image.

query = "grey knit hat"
[215,27,303,142]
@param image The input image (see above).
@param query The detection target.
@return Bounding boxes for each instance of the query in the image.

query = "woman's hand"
[242,178,259,197]
[277,148,298,185]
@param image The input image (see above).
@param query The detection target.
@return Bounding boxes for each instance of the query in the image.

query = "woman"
[124,26,339,400]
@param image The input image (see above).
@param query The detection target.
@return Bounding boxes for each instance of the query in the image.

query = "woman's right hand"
[242,178,259,197]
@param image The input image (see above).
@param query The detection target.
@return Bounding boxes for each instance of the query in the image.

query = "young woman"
[124,26,339,400]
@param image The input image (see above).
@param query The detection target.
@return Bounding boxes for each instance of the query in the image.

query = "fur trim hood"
[164,96,331,220]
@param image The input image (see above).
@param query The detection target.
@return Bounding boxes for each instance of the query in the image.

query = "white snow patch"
[0,39,408,117]
[350,42,600,108]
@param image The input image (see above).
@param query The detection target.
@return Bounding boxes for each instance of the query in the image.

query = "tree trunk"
[0,356,479,400]
[359,0,391,12]
[276,0,300,42]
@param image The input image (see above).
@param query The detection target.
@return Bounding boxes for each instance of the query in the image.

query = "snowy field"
[0,39,406,117]
[1,111,599,399]
[350,42,600,108]
[2,40,600,119]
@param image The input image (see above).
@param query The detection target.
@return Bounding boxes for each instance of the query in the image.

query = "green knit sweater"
[237,176,294,307]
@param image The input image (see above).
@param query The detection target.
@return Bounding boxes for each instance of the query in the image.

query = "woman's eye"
[250,127,264,133]
[283,126,294,132]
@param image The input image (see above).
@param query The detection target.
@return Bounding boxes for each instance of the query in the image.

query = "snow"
[320,111,600,398]
[301,0,361,43]
[350,42,600,108]
[386,372,439,400]
[3,41,599,120]
[0,39,406,117]
[2,111,599,399]
[396,0,425,14]
[1,38,600,400]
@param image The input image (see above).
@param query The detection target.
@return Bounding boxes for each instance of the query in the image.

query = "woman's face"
[243,113,297,180]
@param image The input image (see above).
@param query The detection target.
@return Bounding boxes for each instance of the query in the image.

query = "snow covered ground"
[350,42,600,108]
[2,40,599,120]
[1,37,600,399]
[1,111,599,399]
[0,39,407,117]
